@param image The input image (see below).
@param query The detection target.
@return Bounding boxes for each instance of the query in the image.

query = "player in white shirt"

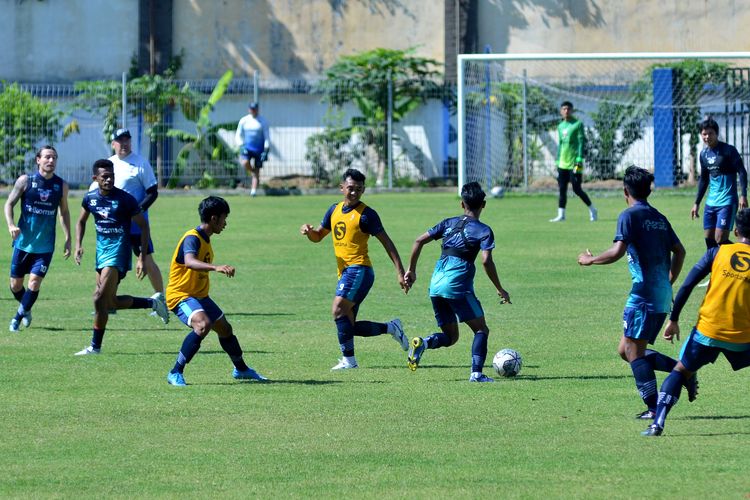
[235,102,270,197]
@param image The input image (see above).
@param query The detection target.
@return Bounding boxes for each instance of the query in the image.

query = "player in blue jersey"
[691,117,747,249]
[73,159,169,356]
[578,166,695,419]
[4,145,71,332]
[300,168,409,370]
[403,182,511,382]
[235,102,270,197]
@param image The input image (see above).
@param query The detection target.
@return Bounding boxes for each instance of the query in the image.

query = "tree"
[314,47,442,185]
[585,101,645,180]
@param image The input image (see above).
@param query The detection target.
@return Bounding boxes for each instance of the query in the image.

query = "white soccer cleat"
[151,292,170,324]
[589,206,598,222]
[549,214,565,222]
[21,311,32,328]
[331,357,358,370]
[74,346,101,356]
[9,318,20,332]
[389,318,409,351]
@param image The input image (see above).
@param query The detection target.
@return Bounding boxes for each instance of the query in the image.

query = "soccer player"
[108,128,167,313]
[73,159,169,356]
[550,101,597,222]
[691,117,747,249]
[4,145,71,331]
[166,196,266,386]
[643,208,750,436]
[300,168,409,370]
[578,166,695,418]
[403,182,511,382]
[235,102,270,197]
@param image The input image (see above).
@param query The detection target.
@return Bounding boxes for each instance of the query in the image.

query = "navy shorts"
[173,296,224,327]
[679,328,750,372]
[623,304,667,344]
[10,248,53,278]
[431,293,484,327]
[703,203,736,231]
[335,265,374,304]
[240,149,263,168]
[129,234,155,256]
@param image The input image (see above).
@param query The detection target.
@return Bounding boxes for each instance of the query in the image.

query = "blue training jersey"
[81,187,141,272]
[697,141,747,207]
[14,173,65,254]
[615,201,680,312]
[427,215,495,298]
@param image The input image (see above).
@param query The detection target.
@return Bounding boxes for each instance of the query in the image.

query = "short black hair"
[700,117,719,135]
[342,168,365,183]
[198,196,230,223]
[461,181,486,210]
[92,159,114,175]
[736,208,750,238]
[623,165,654,200]
[36,145,57,158]
[560,101,574,109]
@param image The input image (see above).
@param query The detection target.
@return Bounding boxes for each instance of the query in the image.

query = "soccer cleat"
[549,214,565,222]
[685,373,699,402]
[233,367,268,381]
[407,337,426,371]
[389,318,409,351]
[74,345,101,356]
[469,372,495,382]
[167,371,187,386]
[151,292,169,324]
[589,206,598,221]
[331,357,358,370]
[635,410,656,420]
[21,311,32,328]
[641,424,663,437]
[9,318,20,332]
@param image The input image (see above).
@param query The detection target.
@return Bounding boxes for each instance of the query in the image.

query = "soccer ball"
[493,348,522,377]
[490,185,505,198]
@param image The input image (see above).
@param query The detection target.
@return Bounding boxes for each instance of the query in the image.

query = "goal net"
[457,52,750,192]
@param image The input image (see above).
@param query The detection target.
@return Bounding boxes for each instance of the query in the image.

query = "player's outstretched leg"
[387,318,409,351]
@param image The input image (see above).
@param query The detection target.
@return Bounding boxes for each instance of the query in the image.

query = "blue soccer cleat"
[233,367,268,381]
[9,318,20,332]
[469,372,495,382]
[167,372,187,386]
[407,337,426,371]
[21,311,32,328]
[641,424,663,437]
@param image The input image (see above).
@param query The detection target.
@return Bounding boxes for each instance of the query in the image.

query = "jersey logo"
[730,250,750,272]
[89,199,97,207]
[38,189,50,202]
[334,221,347,240]
[96,207,111,219]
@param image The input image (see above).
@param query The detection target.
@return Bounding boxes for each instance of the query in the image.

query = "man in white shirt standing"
[109,128,167,322]
[235,102,270,197]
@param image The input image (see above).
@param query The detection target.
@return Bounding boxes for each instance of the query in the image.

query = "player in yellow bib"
[165,196,266,386]
[300,168,410,370]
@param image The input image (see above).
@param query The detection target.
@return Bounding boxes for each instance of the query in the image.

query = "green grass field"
[1,190,749,499]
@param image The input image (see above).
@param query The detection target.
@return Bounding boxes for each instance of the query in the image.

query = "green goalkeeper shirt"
[556,118,585,170]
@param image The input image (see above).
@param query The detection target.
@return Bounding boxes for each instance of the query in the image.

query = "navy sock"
[654,370,685,428]
[218,335,249,371]
[14,289,39,321]
[471,330,488,373]
[91,328,105,350]
[129,297,152,309]
[171,331,203,374]
[353,320,386,337]
[335,317,355,357]
[425,332,451,349]
[630,357,658,411]
[644,349,677,373]
[11,286,25,303]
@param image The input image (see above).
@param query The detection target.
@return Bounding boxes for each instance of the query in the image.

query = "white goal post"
[457,51,750,195]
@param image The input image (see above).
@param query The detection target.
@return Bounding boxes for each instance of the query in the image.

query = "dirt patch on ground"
[265,175,319,189]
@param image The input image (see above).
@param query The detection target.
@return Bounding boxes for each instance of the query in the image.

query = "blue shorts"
[173,296,224,327]
[10,248,53,278]
[679,327,750,372]
[240,149,263,168]
[431,293,484,327]
[703,203,736,231]
[129,234,154,256]
[623,304,667,344]
[335,265,374,304]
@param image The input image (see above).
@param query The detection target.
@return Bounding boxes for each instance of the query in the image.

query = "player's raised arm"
[374,230,407,293]
[578,241,627,266]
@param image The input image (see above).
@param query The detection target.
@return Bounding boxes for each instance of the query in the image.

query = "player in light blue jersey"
[691,117,747,248]
[235,102,270,196]
[579,166,695,419]
[73,159,168,356]
[4,145,71,331]
[404,182,511,382]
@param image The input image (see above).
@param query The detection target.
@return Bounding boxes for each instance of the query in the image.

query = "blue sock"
[425,332,451,349]
[15,289,39,321]
[10,286,25,302]
[219,334,249,371]
[654,370,685,428]
[471,330,488,373]
[91,328,105,350]
[171,331,203,374]
[335,317,355,357]
[644,349,677,373]
[353,320,386,337]
[630,357,658,411]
